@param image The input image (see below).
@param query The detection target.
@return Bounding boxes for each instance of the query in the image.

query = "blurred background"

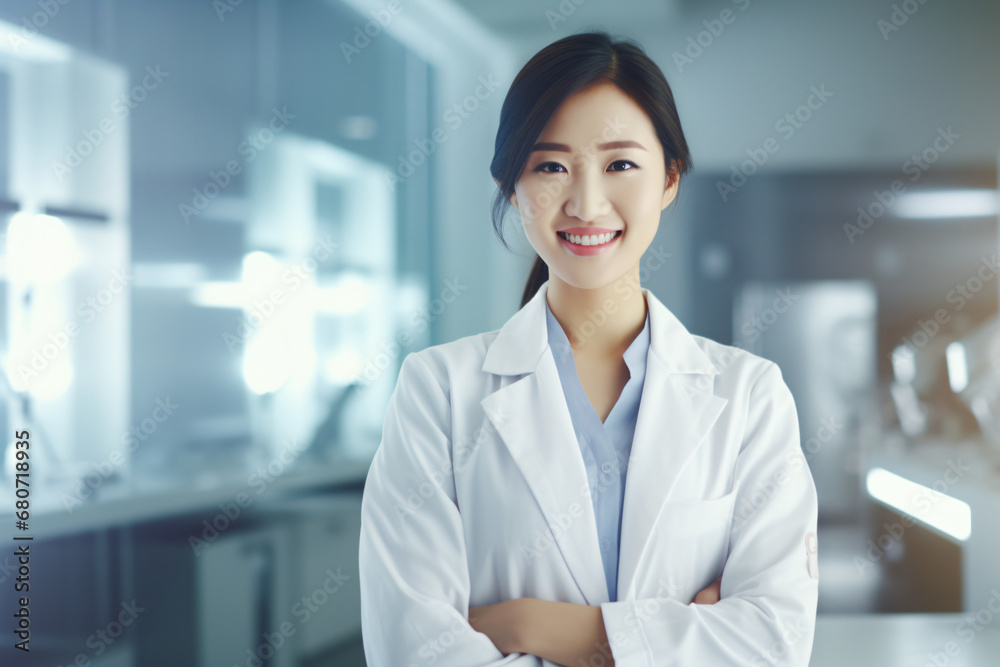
[0,0,998,665]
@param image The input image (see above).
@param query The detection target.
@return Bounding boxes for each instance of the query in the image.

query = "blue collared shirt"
[544,297,651,602]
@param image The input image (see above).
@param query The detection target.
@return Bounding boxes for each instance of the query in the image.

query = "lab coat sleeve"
[599,361,819,666]
[359,352,543,666]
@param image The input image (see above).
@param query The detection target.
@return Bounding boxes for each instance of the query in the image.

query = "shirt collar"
[544,296,651,375]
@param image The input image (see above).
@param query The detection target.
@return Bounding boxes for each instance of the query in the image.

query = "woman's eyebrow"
[529,140,647,153]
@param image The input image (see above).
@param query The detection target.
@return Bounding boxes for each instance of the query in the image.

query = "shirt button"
[601,538,610,550]
[601,461,615,474]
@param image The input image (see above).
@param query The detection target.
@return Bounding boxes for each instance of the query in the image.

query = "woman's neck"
[545,274,647,358]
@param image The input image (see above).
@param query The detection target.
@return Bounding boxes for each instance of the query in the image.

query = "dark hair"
[489,30,692,309]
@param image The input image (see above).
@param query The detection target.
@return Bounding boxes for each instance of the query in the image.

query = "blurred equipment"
[735,280,882,614]
[245,133,400,463]
[889,324,980,443]
[946,314,1000,463]
[0,34,131,484]
[734,280,879,522]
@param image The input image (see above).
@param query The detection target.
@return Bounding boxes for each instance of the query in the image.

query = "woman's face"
[506,82,679,290]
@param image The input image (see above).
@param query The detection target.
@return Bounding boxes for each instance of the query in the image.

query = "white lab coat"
[359,280,819,666]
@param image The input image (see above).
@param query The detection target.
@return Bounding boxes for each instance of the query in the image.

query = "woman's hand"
[469,599,527,655]
[691,576,723,605]
[469,581,721,658]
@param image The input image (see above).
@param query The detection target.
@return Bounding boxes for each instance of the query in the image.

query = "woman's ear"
[495,177,519,211]
[661,170,680,210]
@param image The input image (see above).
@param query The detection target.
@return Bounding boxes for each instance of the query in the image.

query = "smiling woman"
[496,80,678,297]
[359,29,819,667]
[488,35,692,311]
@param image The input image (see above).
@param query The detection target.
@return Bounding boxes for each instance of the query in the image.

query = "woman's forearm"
[518,598,616,666]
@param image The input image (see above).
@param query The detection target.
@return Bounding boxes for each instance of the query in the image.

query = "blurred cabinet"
[262,492,364,658]
[0,530,133,665]
[867,500,962,612]
[133,491,364,666]
[134,519,296,667]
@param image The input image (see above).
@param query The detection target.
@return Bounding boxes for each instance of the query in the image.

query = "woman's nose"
[564,166,612,222]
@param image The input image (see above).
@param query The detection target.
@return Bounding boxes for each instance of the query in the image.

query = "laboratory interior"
[0,0,998,665]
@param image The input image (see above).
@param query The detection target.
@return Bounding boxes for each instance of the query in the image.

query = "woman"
[359,30,819,666]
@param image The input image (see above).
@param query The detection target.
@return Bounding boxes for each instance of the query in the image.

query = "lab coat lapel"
[480,282,608,605]
[479,280,728,605]
[616,287,729,600]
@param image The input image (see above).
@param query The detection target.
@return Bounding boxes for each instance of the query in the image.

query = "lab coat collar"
[482,279,720,377]
[479,279,729,604]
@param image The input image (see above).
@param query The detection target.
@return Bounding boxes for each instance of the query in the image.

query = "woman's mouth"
[557,229,623,256]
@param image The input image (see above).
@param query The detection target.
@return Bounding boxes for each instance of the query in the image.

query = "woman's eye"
[609,160,637,172]
[535,162,565,174]
[534,160,637,174]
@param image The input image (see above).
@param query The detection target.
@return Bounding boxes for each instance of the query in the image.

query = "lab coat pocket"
[644,481,739,604]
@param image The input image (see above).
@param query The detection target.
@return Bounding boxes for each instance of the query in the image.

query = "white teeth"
[561,231,619,246]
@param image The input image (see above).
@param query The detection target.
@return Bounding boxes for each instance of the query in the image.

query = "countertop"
[812,613,1000,666]
[0,453,373,539]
